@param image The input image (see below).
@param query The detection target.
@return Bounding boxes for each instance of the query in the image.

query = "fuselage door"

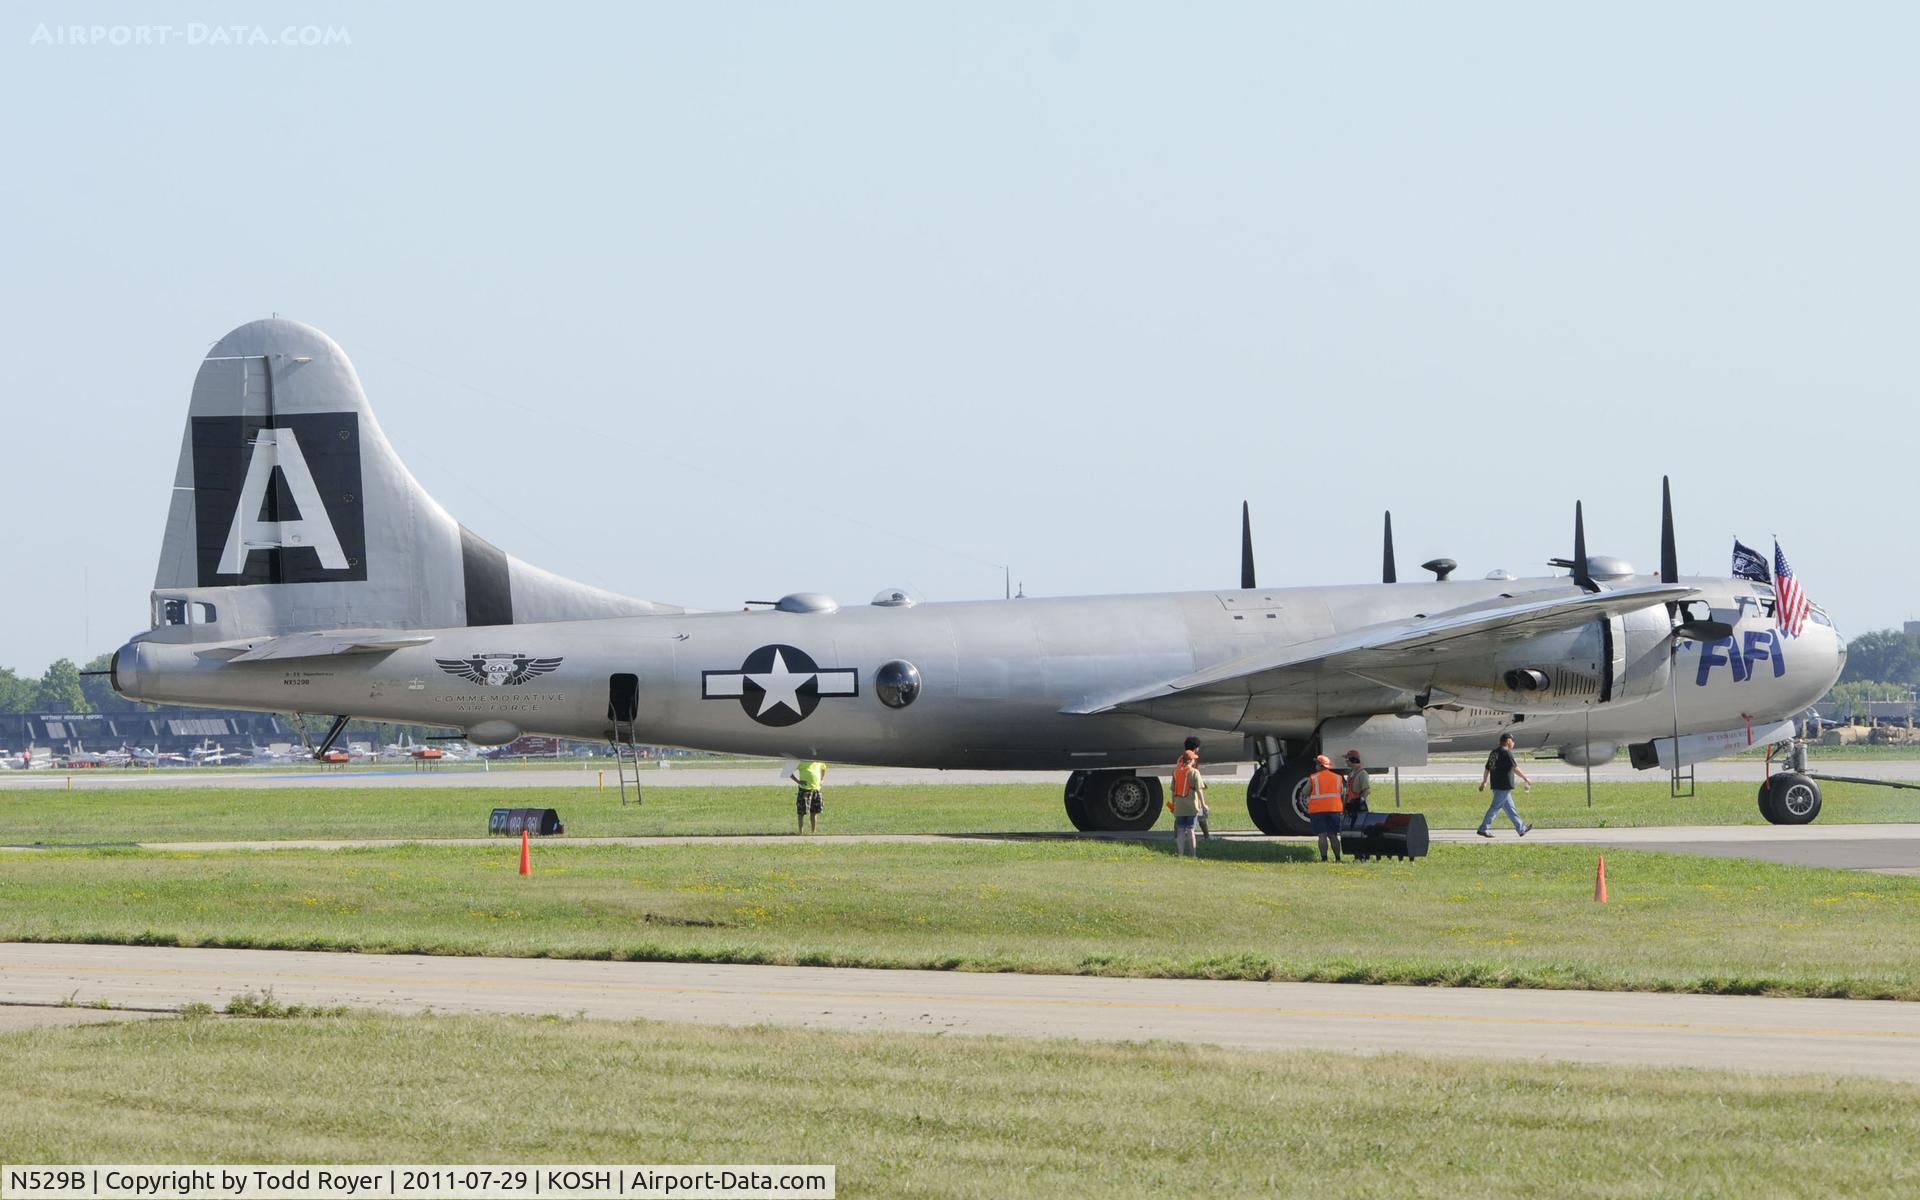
[608,673,639,725]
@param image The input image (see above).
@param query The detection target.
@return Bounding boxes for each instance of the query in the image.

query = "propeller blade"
[1382,511,1397,584]
[1244,499,1259,587]
[1660,476,1679,584]
[1573,501,1597,592]
[1240,501,1257,590]
[1674,618,1735,642]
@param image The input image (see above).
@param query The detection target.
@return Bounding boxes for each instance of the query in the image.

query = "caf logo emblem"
[436,654,564,687]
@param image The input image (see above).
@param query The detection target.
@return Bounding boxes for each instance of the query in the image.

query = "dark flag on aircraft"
[1731,540,1770,583]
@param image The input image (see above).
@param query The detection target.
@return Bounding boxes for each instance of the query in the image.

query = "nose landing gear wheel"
[1758,772,1821,825]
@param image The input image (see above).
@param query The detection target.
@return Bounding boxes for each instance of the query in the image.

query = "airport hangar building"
[1,708,292,756]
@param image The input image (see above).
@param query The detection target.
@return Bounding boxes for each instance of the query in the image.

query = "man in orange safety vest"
[1170,736,1206,857]
[1306,753,1346,862]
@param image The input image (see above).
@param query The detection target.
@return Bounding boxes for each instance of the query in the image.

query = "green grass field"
[2,1012,1914,1199]
[7,776,1918,844]
[6,838,1918,997]
[1802,743,1920,759]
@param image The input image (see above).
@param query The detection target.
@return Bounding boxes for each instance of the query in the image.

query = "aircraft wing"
[199,632,435,663]
[1067,582,1698,714]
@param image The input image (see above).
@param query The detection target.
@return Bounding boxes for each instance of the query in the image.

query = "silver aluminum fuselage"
[115,573,1843,770]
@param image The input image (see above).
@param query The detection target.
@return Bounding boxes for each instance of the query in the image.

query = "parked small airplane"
[111,319,1847,827]
[125,744,190,768]
[189,740,255,766]
[58,743,124,769]
[3,747,54,770]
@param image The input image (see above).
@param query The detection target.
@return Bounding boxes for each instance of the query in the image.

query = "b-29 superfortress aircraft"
[111,320,1846,831]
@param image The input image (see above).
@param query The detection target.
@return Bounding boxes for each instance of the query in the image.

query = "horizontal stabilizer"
[200,632,435,663]
[1067,582,1698,714]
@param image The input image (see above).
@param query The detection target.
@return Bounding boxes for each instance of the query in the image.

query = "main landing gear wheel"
[1246,765,1282,835]
[1063,771,1096,832]
[1758,772,1821,825]
[1248,759,1316,837]
[1066,770,1163,832]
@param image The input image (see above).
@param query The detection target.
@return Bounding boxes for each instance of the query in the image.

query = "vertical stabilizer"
[150,318,674,638]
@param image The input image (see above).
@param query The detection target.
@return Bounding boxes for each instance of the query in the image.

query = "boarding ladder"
[610,716,644,806]
[607,673,644,806]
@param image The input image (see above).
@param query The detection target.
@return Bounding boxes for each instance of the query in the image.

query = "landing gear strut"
[1063,770,1163,832]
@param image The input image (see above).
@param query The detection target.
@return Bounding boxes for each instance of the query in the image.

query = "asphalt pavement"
[1432,823,1920,874]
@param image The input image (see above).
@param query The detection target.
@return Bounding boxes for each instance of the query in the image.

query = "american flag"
[1774,540,1809,637]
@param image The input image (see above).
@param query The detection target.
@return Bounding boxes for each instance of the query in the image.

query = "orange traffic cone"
[1594,855,1608,903]
[519,828,532,877]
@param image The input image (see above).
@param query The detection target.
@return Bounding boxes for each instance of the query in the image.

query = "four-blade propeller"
[1237,478,1729,639]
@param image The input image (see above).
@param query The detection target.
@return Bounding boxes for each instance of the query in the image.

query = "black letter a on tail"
[191,413,368,586]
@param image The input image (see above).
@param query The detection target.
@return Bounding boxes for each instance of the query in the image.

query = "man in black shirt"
[1476,733,1533,837]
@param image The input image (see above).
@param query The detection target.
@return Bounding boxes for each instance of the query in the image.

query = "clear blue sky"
[3,2,1915,674]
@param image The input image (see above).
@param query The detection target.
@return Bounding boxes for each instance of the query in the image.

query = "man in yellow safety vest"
[791,759,826,834]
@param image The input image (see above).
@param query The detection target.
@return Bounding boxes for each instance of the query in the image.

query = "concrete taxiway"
[3,942,1917,1082]
[8,824,1918,874]
[10,758,1920,790]
[1431,823,1920,874]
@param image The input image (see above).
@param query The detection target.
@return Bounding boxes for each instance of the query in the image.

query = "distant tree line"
[1818,626,1919,716]
[1837,628,1920,689]
[0,654,132,715]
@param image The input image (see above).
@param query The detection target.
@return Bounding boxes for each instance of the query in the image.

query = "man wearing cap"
[1342,749,1371,817]
[1170,737,1206,857]
[1476,733,1533,837]
[1306,754,1346,862]
[1185,736,1214,839]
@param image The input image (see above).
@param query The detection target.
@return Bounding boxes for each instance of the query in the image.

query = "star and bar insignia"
[703,644,858,727]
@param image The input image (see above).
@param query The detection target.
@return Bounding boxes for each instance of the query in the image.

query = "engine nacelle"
[1420,605,1673,715]
[1608,603,1674,705]
[1560,741,1618,767]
